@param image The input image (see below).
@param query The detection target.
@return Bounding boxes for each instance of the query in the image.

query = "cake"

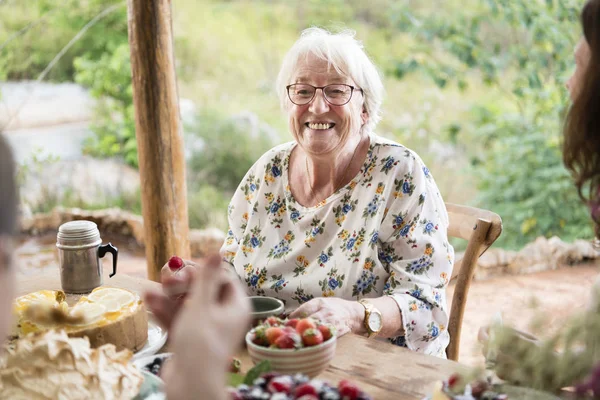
[0,330,144,400]
[11,287,148,352]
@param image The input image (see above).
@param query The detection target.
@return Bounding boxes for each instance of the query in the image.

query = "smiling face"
[288,53,368,156]
[566,37,592,101]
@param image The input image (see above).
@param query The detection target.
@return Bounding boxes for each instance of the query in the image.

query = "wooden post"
[126,0,190,281]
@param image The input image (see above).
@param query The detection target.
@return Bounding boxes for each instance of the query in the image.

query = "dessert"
[0,330,144,400]
[12,287,148,352]
[229,372,372,400]
[249,317,335,350]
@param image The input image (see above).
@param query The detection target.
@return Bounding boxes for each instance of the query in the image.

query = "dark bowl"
[249,296,285,326]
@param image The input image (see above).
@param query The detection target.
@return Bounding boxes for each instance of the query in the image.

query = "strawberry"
[296,318,317,335]
[338,379,361,400]
[266,316,281,326]
[301,328,324,347]
[228,357,241,373]
[317,324,334,341]
[284,318,299,329]
[294,383,319,398]
[265,327,285,345]
[252,326,269,346]
[167,256,184,271]
[267,376,292,394]
[447,373,460,388]
[274,332,301,349]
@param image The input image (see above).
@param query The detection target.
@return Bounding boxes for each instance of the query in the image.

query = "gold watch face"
[367,311,382,333]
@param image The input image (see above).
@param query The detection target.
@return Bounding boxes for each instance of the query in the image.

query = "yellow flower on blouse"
[376,184,384,194]
[364,260,373,270]
[323,290,335,297]
[410,303,418,311]
[425,246,433,256]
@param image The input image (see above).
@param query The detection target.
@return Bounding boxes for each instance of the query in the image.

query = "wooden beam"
[126,0,190,281]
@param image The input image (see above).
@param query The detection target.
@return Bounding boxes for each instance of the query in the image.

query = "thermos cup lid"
[57,220,102,248]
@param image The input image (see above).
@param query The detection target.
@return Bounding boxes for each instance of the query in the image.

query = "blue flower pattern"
[221,134,454,357]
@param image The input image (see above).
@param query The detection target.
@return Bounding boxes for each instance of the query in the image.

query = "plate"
[132,352,173,372]
[134,370,165,400]
[132,315,168,361]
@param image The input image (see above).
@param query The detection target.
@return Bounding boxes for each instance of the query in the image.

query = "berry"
[317,324,334,341]
[267,376,292,394]
[266,316,281,326]
[265,327,286,345]
[296,318,317,335]
[252,327,269,346]
[294,383,319,397]
[274,332,301,349]
[302,328,324,347]
[168,256,184,271]
[285,318,299,329]
[447,373,460,388]
[338,380,361,400]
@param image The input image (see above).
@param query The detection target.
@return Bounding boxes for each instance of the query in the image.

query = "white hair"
[275,27,384,134]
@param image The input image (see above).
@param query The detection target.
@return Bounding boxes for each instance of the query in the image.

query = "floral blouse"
[221,132,454,356]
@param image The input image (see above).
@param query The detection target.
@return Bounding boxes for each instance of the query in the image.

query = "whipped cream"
[0,330,143,400]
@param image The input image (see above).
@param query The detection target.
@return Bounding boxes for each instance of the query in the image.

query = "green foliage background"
[0,0,594,248]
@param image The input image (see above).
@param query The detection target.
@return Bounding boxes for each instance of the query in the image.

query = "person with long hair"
[478,0,600,363]
[563,0,600,244]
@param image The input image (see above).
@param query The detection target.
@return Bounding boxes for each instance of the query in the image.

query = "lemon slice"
[87,288,136,313]
[69,300,107,325]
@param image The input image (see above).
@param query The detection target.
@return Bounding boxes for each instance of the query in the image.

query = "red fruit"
[296,318,317,335]
[283,326,297,334]
[285,318,299,329]
[447,373,460,388]
[168,256,184,271]
[274,332,301,349]
[338,379,361,400]
[266,316,281,326]
[294,383,319,397]
[317,324,334,341]
[267,376,292,394]
[251,327,269,346]
[301,328,324,347]
[265,327,285,345]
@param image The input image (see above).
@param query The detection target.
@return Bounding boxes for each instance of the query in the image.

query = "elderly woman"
[215,27,454,356]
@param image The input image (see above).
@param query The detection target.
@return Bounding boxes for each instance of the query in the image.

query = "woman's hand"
[158,256,251,400]
[289,297,363,336]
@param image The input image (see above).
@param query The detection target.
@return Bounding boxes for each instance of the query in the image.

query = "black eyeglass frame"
[286,83,363,106]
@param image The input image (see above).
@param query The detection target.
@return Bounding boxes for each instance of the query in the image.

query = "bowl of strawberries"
[245,316,336,378]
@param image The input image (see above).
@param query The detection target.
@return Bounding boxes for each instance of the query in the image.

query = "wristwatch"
[358,299,383,338]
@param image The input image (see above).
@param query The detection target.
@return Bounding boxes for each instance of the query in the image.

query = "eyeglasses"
[286,83,363,106]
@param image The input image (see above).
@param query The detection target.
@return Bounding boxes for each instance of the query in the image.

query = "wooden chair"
[445,203,503,361]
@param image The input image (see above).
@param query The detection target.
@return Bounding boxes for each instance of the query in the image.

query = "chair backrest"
[444,203,502,361]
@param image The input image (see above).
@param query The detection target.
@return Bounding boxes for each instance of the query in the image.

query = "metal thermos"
[56,220,118,294]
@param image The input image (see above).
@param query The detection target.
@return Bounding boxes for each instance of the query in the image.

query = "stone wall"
[474,236,599,280]
[20,207,225,258]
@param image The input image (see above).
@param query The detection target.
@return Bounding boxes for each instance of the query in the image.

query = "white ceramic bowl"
[245,331,336,377]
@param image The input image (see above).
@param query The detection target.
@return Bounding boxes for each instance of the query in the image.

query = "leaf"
[227,372,245,388]
[243,360,272,385]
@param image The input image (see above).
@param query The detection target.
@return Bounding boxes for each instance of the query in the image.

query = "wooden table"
[17,268,463,400]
